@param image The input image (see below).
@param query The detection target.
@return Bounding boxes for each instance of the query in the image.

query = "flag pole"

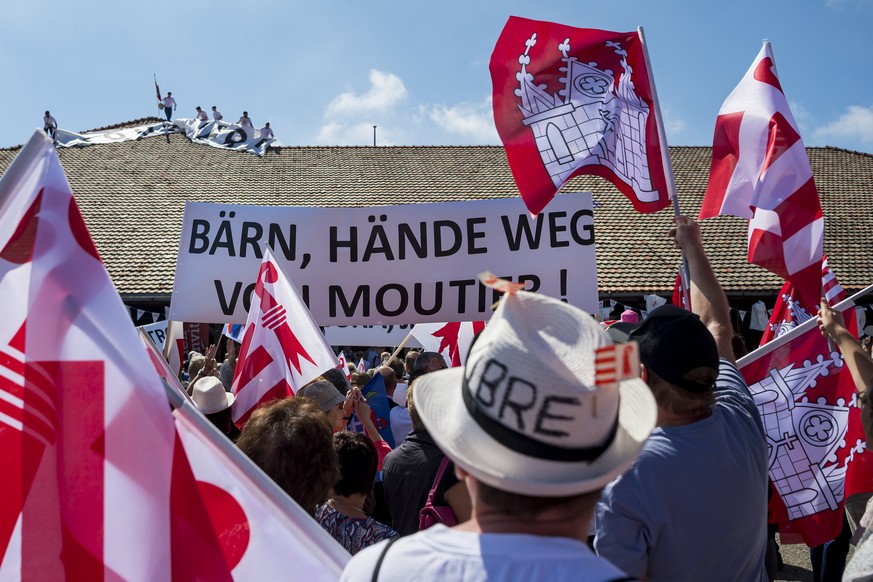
[387,328,415,364]
[637,26,692,310]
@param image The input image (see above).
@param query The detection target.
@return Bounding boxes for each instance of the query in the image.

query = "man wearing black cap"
[596,216,768,581]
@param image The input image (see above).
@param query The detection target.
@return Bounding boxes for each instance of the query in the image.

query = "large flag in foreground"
[490,16,671,216]
[738,290,873,547]
[173,402,349,579]
[231,248,339,426]
[700,42,823,310]
[410,321,486,367]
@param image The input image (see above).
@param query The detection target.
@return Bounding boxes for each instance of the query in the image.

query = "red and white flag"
[138,327,193,404]
[759,255,845,346]
[699,42,823,310]
[173,405,349,579]
[670,271,692,311]
[357,357,367,373]
[739,290,873,547]
[337,350,350,380]
[490,16,671,216]
[410,321,486,367]
[162,319,185,378]
[231,248,339,426]
[0,131,180,579]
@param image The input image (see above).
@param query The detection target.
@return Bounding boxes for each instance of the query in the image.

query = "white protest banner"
[137,319,169,351]
[322,324,423,348]
[55,119,276,157]
[169,194,598,325]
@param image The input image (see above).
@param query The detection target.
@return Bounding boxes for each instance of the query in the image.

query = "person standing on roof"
[43,111,57,138]
[162,92,176,121]
[259,122,274,140]
[195,106,208,122]
[212,106,223,121]
[237,111,253,128]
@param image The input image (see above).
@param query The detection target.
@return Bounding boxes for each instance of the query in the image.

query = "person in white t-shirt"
[259,122,274,140]
[162,92,176,121]
[341,289,657,582]
[195,106,208,122]
[211,106,223,121]
[237,111,253,128]
[43,111,57,138]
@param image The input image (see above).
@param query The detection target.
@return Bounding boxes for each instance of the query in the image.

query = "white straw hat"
[413,290,657,496]
[191,376,234,414]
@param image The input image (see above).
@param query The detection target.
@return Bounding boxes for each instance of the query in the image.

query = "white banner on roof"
[168,194,598,325]
[54,118,275,156]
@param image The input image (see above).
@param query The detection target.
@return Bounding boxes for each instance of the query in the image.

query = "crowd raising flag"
[410,321,486,367]
[230,248,339,427]
[739,290,873,547]
[490,16,672,216]
[699,41,823,310]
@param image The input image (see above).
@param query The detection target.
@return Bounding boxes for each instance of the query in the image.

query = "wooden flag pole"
[637,26,692,310]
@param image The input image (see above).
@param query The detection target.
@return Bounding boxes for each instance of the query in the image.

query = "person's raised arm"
[818,299,873,392]
[669,216,735,362]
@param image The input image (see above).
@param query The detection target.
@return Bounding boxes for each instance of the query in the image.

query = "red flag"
[739,298,873,547]
[162,319,185,378]
[699,42,823,309]
[231,248,339,427]
[154,77,162,102]
[173,404,349,579]
[759,255,846,346]
[410,321,486,367]
[670,272,692,311]
[490,16,671,216]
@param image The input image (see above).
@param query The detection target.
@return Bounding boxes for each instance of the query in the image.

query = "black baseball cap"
[607,305,719,392]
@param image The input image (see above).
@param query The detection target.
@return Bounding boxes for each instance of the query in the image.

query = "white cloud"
[424,98,500,144]
[326,70,408,116]
[811,105,873,146]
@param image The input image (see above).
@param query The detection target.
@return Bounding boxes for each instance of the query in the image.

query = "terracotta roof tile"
[1,128,870,302]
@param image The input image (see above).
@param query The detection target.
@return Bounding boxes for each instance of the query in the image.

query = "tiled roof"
[1,128,871,301]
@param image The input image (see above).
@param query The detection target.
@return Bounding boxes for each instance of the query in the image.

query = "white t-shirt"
[238,116,253,127]
[163,97,176,109]
[259,126,274,139]
[393,381,408,407]
[340,525,628,582]
[44,115,57,128]
[212,110,223,120]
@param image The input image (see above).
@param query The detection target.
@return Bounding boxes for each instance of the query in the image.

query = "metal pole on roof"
[373,126,377,147]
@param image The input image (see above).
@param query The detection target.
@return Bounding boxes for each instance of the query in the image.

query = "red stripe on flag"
[771,178,822,241]
[748,228,789,279]
[235,345,274,394]
[234,378,294,428]
[761,112,801,175]
[700,111,744,219]
[22,361,104,582]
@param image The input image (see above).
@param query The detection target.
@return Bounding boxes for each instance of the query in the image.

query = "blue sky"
[2,0,871,152]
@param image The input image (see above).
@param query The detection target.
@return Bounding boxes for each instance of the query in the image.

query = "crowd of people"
[158,92,274,139]
[177,217,873,581]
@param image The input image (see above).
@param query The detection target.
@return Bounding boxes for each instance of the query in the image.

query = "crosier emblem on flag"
[490,16,671,216]
[699,42,823,310]
[231,248,339,426]
[739,294,873,547]
[410,321,486,367]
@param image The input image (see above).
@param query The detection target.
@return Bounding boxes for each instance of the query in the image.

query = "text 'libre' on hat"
[413,291,657,497]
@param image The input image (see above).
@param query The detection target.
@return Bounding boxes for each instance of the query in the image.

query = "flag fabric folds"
[410,321,486,367]
[173,403,349,579]
[231,248,339,427]
[490,16,671,216]
[699,42,823,310]
[163,319,185,378]
[759,255,845,346]
[738,294,873,547]
[0,130,177,579]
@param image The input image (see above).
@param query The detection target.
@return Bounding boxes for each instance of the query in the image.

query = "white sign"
[169,194,598,325]
[322,325,423,348]
[138,319,169,351]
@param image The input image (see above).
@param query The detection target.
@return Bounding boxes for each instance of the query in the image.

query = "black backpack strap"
[606,577,639,582]
[370,537,400,582]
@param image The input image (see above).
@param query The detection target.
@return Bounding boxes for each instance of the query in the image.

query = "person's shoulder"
[339,538,388,582]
